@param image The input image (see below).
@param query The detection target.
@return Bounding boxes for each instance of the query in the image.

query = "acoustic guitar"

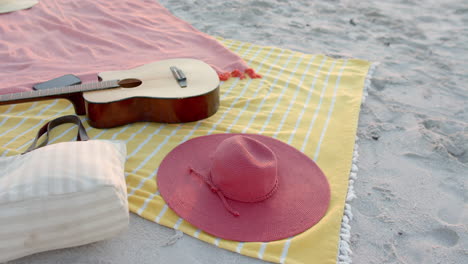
[0,59,220,128]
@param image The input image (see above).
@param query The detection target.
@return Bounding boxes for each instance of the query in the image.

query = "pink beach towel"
[0,0,260,95]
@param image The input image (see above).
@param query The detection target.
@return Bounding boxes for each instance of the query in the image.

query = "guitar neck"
[0,79,120,103]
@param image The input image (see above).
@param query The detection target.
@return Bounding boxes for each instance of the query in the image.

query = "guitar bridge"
[170,66,187,88]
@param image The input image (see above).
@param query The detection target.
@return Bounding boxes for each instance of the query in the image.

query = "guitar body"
[83,58,220,128]
[83,59,220,128]
[0,58,220,128]
[83,59,219,128]
[85,87,219,128]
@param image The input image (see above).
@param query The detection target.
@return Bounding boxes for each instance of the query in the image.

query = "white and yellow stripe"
[0,38,372,264]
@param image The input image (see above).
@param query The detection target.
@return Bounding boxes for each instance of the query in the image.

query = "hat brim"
[157,134,331,242]
[0,0,38,14]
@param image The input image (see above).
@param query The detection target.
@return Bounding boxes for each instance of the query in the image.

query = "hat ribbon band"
[189,166,240,217]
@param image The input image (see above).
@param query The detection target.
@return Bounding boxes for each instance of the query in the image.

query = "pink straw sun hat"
[157,134,331,242]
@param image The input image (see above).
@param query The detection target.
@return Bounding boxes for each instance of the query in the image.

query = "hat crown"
[210,136,278,203]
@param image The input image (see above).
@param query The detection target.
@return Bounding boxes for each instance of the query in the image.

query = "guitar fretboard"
[0,80,120,102]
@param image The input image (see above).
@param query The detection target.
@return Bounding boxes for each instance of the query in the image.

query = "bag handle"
[23,115,89,154]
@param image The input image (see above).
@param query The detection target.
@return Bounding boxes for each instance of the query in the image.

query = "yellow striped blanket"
[0,38,372,264]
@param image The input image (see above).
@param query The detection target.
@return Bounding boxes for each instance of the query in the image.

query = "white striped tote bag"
[0,115,129,262]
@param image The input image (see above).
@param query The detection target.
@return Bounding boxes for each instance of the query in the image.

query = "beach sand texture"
[162,0,468,263]
[8,0,467,263]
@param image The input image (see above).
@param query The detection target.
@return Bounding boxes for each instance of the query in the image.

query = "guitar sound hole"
[119,78,142,88]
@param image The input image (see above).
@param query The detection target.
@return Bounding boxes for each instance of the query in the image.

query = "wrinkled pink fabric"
[0,0,259,95]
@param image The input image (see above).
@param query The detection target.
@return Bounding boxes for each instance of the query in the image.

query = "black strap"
[23,115,89,154]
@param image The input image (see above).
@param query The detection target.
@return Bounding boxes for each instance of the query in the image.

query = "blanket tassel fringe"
[218,68,262,81]
[337,62,377,264]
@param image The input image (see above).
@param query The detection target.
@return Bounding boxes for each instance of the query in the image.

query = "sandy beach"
[161,1,468,263]
[5,0,467,263]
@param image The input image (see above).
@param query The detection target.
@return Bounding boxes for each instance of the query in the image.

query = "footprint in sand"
[372,185,396,202]
[420,119,468,163]
[403,227,461,247]
[353,196,382,217]
[395,227,461,263]
[425,227,460,247]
